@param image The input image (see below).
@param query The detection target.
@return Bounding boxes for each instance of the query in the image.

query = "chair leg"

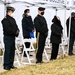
[15,53,21,66]
[21,49,31,64]
[44,49,49,61]
[26,51,31,64]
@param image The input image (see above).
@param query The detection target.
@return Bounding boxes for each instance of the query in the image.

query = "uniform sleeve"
[34,17,46,34]
[2,19,16,35]
[30,16,35,30]
[71,21,75,34]
[66,18,69,37]
[66,18,75,36]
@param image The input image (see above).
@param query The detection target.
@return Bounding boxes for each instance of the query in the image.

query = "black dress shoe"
[29,54,33,56]
[10,66,17,69]
[4,67,11,70]
[23,54,33,57]
[36,61,43,64]
[23,54,27,57]
[69,53,75,56]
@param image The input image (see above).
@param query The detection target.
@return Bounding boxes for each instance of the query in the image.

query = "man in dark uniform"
[1,6,19,70]
[34,7,48,63]
[66,12,75,56]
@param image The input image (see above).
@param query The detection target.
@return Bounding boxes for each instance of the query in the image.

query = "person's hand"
[15,29,19,37]
[32,29,35,32]
[61,33,63,37]
[44,32,48,37]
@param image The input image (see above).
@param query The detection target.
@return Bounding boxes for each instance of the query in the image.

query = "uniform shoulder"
[2,16,8,20]
[34,15,39,19]
[22,16,26,21]
[1,16,8,23]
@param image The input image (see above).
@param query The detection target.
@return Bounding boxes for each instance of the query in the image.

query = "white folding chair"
[43,49,49,61]
[15,38,23,56]
[21,37,36,64]
[14,50,21,66]
[43,38,50,61]
[0,41,4,66]
[14,37,25,66]
[45,38,51,49]
[59,37,68,57]
[0,39,21,66]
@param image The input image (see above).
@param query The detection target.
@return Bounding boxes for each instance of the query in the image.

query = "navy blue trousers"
[3,35,15,67]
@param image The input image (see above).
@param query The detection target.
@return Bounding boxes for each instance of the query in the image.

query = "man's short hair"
[24,9,30,13]
[71,12,75,17]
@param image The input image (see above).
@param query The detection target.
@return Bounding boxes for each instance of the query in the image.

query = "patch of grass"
[0,56,75,75]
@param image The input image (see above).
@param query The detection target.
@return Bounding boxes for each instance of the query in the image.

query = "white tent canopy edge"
[0,0,75,54]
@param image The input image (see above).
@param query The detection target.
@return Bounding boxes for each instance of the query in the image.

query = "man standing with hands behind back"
[34,7,48,63]
[1,6,19,70]
[66,12,75,55]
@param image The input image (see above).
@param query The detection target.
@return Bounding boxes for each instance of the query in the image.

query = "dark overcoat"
[22,15,34,38]
[50,16,63,44]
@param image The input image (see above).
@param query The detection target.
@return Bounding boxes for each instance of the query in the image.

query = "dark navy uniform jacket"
[1,15,19,37]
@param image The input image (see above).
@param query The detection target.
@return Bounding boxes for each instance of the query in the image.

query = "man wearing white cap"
[1,6,19,70]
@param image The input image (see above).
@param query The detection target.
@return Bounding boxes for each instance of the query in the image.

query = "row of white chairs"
[0,35,50,66]
[0,35,69,66]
